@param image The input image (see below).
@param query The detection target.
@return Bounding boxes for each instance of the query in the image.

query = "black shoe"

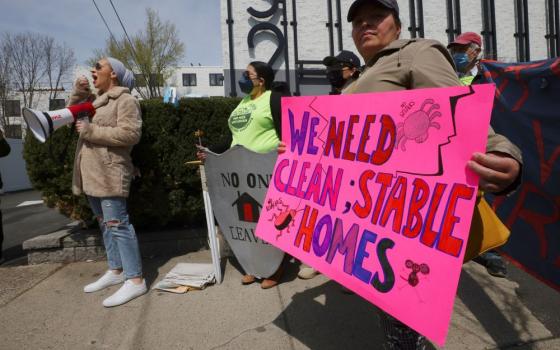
[473,251,507,278]
[486,257,507,278]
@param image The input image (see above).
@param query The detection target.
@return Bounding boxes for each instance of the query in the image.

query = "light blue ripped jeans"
[87,196,142,279]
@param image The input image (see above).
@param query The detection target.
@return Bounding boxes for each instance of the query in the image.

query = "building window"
[182,73,197,86]
[5,100,21,116]
[4,124,22,139]
[209,73,224,86]
[49,98,66,110]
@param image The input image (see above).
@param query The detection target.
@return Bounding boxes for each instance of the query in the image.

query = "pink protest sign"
[255,84,496,346]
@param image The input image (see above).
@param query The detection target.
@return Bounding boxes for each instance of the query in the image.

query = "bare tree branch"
[48,42,76,100]
[0,37,13,131]
[91,8,184,99]
[0,32,76,137]
[4,32,48,108]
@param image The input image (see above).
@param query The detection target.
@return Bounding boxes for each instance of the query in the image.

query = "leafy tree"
[91,8,185,99]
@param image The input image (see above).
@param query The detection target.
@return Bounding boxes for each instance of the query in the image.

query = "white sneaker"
[84,270,125,293]
[103,279,147,307]
[298,266,320,280]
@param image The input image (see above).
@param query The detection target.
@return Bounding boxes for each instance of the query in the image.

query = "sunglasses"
[94,62,104,70]
[246,71,263,80]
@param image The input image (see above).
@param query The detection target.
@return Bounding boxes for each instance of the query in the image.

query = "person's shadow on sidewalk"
[272,279,437,349]
[457,265,534,348]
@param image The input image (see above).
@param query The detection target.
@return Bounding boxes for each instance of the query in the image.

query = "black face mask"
[327,69,346,89]
[238,72,254,94]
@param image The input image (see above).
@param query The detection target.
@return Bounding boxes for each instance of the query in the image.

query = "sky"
[0,0,222,67]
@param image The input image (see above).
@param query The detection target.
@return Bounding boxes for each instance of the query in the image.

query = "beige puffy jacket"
[69,85,142,198]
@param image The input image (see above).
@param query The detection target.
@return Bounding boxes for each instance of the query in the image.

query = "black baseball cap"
[347,0,400,22]
[323,50,361,68]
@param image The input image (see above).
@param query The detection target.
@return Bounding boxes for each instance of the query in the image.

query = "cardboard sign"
[205,146,284,278]
[255,84,495,345]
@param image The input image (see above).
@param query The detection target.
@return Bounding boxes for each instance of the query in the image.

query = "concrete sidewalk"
[0,249,558,350]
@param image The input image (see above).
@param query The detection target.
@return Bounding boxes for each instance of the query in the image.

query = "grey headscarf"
[106,57,135,90]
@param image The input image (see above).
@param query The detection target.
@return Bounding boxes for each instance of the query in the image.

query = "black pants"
[380,312,427,350]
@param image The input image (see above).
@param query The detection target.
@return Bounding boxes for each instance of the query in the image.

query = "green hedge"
[23,97,240,229]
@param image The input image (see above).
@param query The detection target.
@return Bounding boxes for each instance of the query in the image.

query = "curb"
[23,226,210,264]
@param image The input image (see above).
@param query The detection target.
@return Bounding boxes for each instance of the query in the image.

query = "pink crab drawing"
[395,98,442,151]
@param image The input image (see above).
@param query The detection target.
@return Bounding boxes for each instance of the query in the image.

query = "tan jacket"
[70,86,142,198]
[344,38,522,165]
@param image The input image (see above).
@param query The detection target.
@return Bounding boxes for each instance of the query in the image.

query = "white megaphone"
[22,102,96,143]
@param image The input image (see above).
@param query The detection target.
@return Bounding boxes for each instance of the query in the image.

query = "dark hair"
[249,61,275,90]
[392,12,401,28]
[271,81,291,96]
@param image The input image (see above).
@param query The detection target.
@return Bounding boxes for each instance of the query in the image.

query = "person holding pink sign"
[341,0,522,349]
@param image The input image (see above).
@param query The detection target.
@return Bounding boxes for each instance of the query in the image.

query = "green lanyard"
[460,75,475,86]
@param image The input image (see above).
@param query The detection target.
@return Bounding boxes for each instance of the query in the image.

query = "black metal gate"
[225,0,560,96]
[291,0,342,95]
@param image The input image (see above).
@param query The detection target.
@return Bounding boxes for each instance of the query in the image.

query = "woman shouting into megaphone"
[70,57,146,307]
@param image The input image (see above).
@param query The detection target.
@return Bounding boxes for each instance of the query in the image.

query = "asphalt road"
[1,190,74,263]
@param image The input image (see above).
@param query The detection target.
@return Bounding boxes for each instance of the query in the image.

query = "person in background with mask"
[297,50,361,281]
[447,32,483,86]
[197,61,286,289]
[448,32,509,278]
[323,50,361,94]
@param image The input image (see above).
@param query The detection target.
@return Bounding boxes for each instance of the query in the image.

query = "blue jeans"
[87,196,142,279]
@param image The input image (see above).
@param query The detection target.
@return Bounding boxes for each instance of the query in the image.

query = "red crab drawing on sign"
[396,98,441,151]
[265,198,299,240]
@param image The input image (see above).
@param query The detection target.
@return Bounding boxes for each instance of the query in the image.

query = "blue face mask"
[452,53,470,71]
[238,72,254,94]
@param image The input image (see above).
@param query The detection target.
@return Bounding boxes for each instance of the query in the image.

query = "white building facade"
[167,66,225,97]
[221,0,557,96]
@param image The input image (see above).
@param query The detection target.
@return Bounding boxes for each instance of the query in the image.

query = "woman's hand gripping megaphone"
[72,102,96,133]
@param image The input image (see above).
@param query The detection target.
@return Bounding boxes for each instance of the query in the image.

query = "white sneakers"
[84,270,147,307]
[298,265,320,280]
[102,279,147,307]
[84,270,125,293]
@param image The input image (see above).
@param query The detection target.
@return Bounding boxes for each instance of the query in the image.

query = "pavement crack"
[208,319,276,350]
[208,286,296,350]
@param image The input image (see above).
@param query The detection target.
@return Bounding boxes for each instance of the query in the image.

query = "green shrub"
[23,97,240,229]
